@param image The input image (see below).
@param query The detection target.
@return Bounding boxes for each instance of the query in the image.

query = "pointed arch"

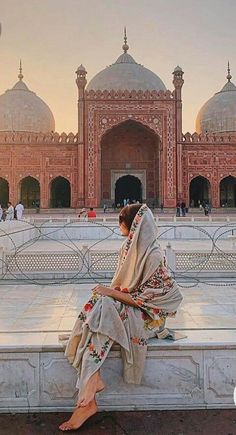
[50,176,71,208]
[20,176,40,208]
[220,175,236,207]
[0,177,9,207]
[189,176,211,207]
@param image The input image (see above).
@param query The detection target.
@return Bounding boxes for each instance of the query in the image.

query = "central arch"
[0,178,9,207]
[101,120,160,207]
[189,176,211,207]
[50,177,71,208]
[20,176,40,208]
[115,175,142,206]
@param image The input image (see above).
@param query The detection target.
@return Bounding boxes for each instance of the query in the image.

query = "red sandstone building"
[0,36,236,209]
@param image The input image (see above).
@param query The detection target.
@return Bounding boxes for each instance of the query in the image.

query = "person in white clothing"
[0,205,3,221]
[15,201,24,220]
[5,202,14,220]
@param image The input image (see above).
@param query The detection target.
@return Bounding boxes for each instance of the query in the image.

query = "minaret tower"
[173,66,184,201]
[76,64,87,206]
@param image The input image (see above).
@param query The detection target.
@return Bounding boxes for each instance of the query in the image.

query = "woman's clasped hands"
[92,284,113,297]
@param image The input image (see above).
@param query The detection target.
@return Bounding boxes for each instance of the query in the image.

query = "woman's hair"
[119,204,142,231]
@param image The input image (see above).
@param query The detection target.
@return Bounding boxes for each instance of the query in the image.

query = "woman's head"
[119,204,142,236]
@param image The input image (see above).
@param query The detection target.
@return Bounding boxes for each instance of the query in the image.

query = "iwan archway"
[101,120,160,206]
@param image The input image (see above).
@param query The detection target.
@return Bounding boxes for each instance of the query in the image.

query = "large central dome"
[87,34,166,92]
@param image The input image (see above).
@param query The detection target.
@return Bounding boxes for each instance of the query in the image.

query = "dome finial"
[122,26,129,53]
[18,59,24,81]
[227,61,232,82]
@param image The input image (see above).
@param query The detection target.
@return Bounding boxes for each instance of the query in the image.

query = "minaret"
[172,65,184,141]
[76,64,87,141]
[173,66,184,202]
[75,64,87,206]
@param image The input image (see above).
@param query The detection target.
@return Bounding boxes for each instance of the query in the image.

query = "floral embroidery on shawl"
[121,204,148,265]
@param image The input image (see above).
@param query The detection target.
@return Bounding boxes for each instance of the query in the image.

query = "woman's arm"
[92,285,138,308]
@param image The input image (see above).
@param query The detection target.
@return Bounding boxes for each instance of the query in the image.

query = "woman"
[59,204,183,431]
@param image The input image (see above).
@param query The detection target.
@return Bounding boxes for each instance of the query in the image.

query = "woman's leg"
[59,369,104,431]
[76,369,105,407]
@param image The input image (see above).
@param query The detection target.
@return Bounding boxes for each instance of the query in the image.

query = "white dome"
[0,73,55,133]
[87,50,166,92]
[196,69,236,134]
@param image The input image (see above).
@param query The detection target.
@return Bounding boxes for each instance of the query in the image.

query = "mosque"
[0,32,236,209]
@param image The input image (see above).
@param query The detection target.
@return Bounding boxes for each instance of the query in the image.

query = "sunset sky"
[1,0,235,133]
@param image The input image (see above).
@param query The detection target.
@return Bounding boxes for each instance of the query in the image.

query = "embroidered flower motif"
[131,336,148,346]
[88,339,111,363]
[84,302,93,312]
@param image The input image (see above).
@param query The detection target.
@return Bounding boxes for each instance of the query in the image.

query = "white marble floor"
[0,282,235,352]
[0,282,235,334]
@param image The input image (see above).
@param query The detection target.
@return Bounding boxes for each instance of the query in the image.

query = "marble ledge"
[0,329,236,353]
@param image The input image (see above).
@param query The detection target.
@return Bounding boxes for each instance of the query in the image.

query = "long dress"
[62,205,184,399]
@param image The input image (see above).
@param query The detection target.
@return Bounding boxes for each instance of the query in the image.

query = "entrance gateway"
[111,170,146,206]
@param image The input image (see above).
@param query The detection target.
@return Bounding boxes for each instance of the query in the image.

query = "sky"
[1,0,236,133]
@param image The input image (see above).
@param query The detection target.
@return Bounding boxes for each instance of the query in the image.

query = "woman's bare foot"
[59,398,97,432]
[77,372,105,408]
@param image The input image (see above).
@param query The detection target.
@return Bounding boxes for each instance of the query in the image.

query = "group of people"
[0,201,24,221]
[176,201,187,217]
[78,207,97,219]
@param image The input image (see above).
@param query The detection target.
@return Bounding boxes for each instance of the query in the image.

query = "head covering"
[111,204,163,292]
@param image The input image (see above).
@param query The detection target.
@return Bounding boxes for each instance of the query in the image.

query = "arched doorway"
[50,177,71,208]
[101,120,160,207]
[220,176,236,207]
[189,176,211,207]
[0,178,9,207]
[115,175,142,206]
[20,176,40,208]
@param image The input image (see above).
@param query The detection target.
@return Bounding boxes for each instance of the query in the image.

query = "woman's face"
[119,220,129,236]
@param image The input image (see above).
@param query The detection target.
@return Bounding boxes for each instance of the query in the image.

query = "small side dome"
[196,64,236,134]
[0,63,55,133]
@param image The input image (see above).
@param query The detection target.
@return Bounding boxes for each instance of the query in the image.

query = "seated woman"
[59,204,184,432]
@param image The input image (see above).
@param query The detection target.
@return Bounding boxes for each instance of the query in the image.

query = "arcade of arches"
[101,120,160,206]
[189,175,236,207]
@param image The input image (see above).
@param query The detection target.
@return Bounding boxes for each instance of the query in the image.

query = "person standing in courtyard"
[15,201,24,220]
[5,202,14,220]
[59,204,184,432]
[0,204,3,221]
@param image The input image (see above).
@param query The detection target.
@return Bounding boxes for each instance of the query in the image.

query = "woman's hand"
[92,285,113,297]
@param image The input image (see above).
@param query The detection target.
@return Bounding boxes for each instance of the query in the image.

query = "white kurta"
[15,203,24,220]
[6,205,14,220]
